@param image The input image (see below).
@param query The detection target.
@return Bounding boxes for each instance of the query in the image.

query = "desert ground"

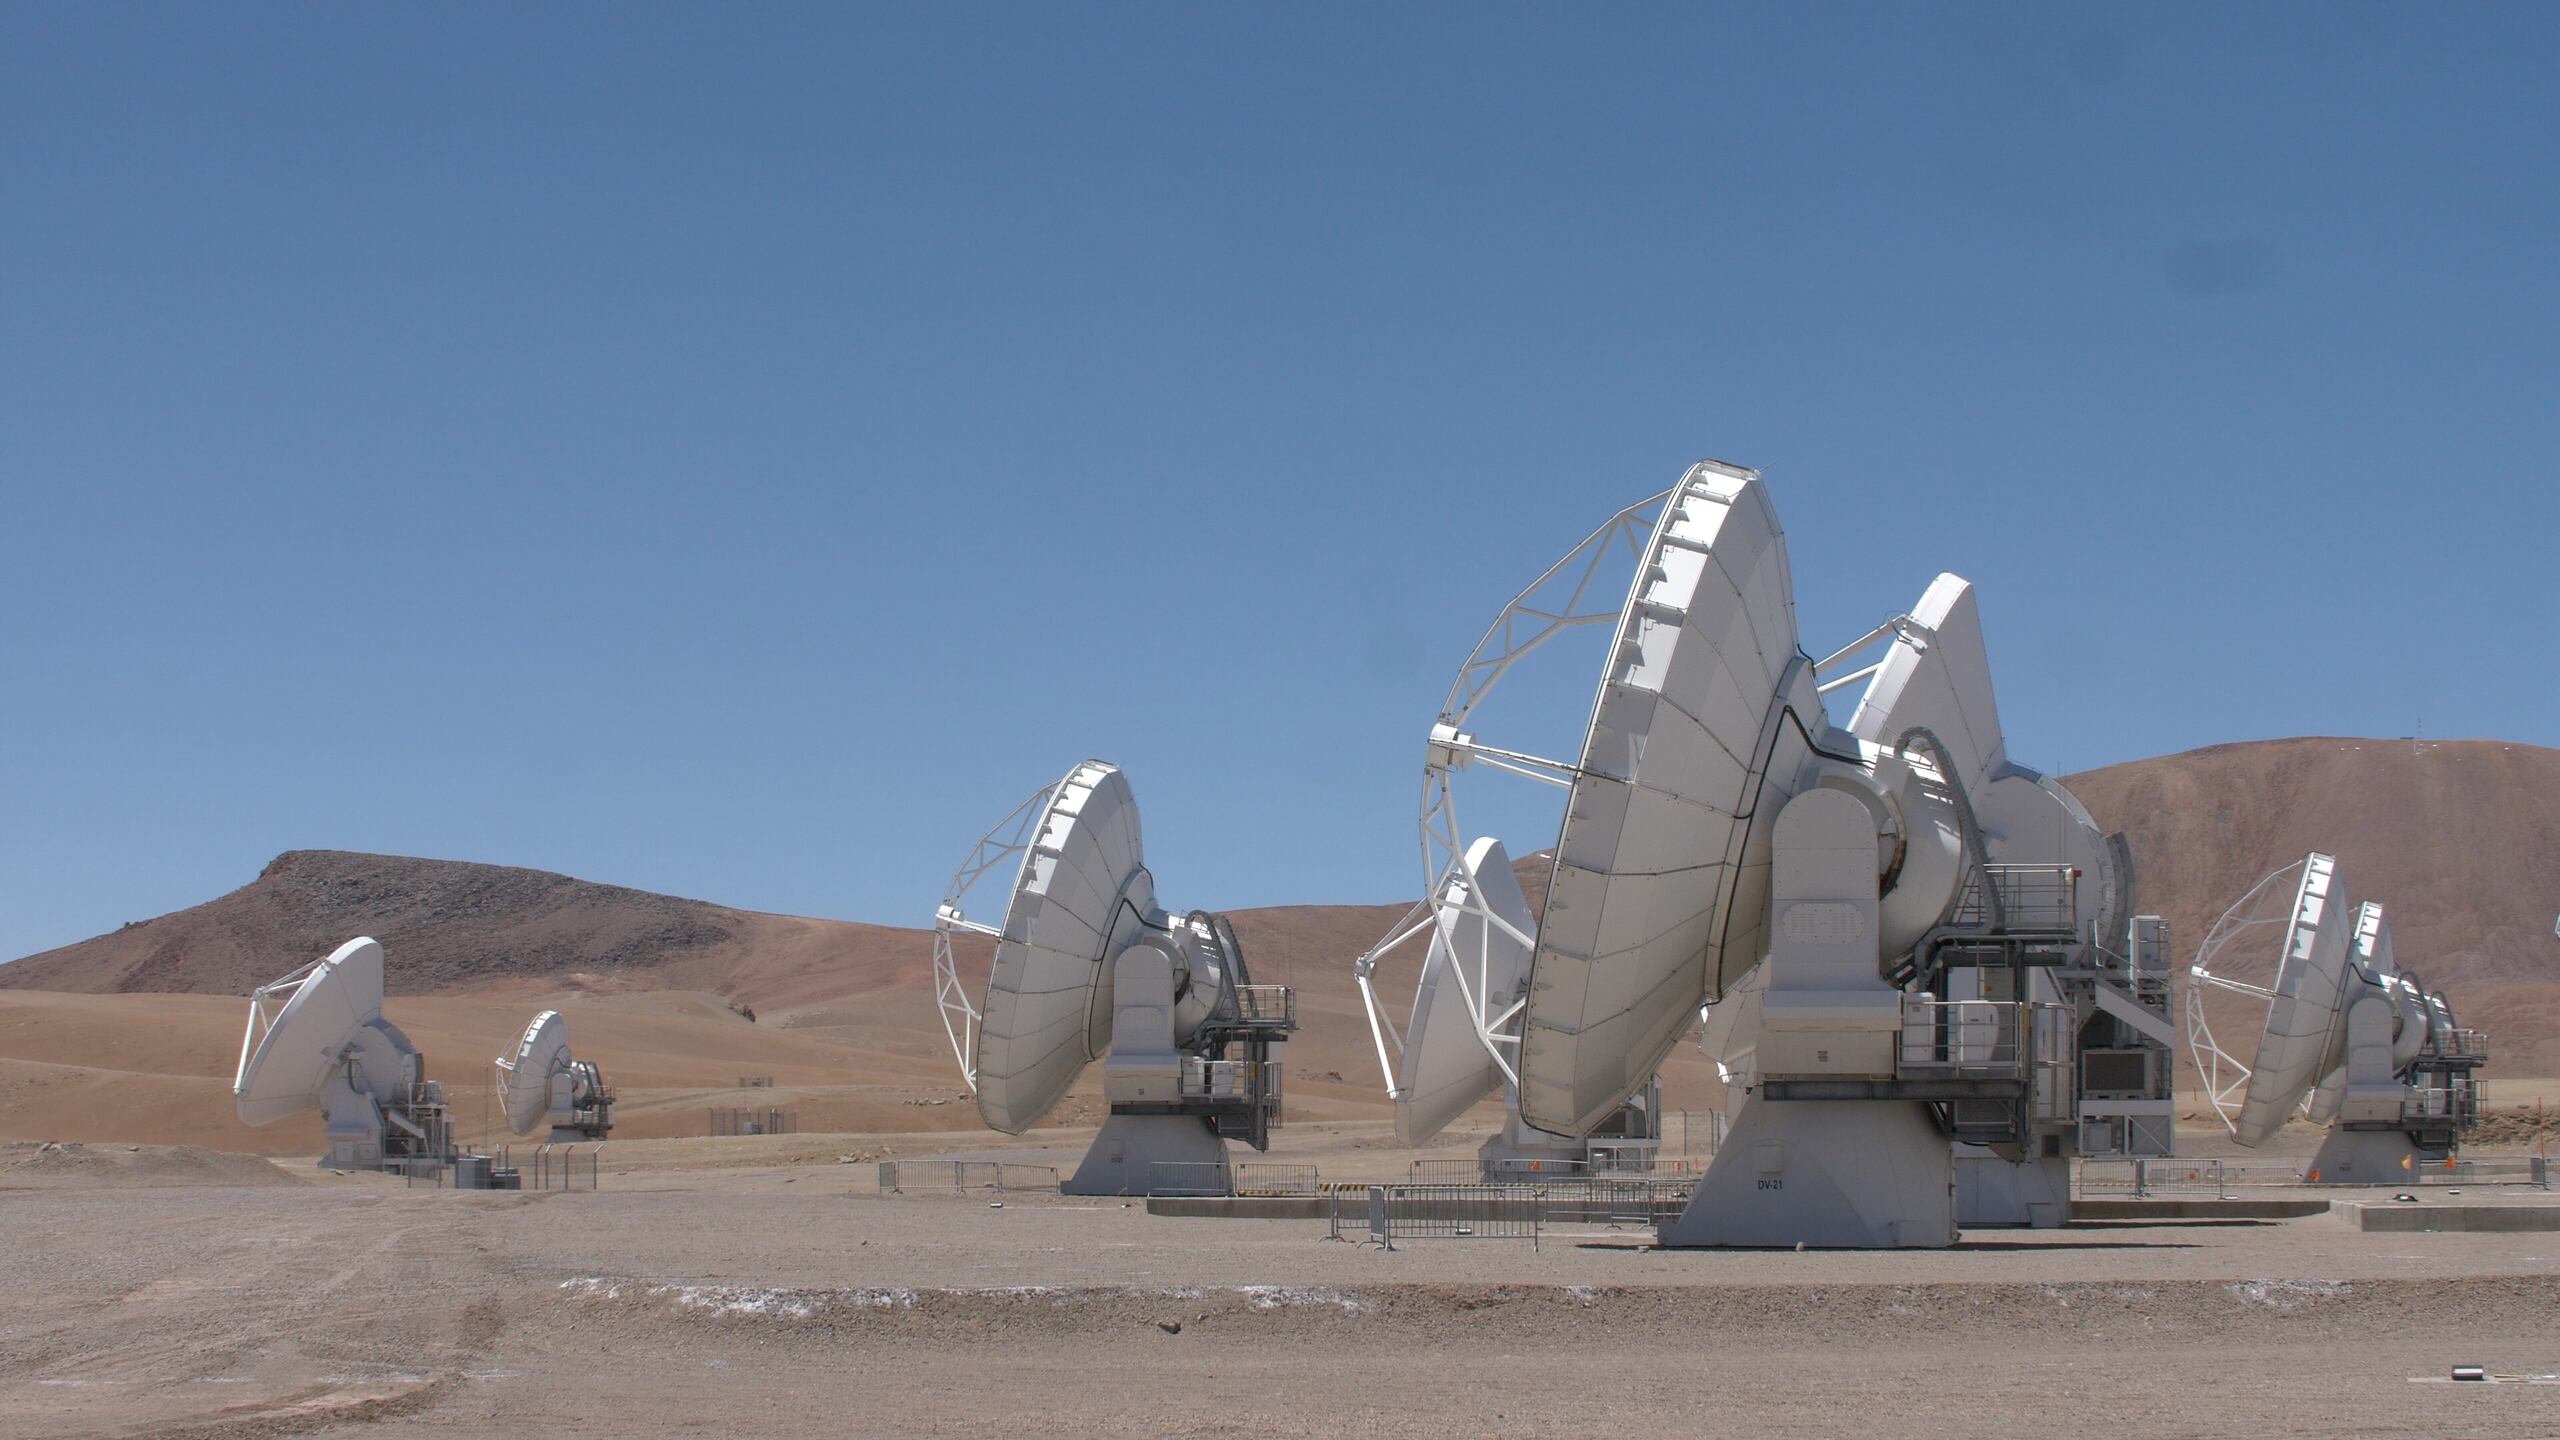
[5,1120,2560,1440]
[4,736,2557,1436]
[2,980,2554,1439]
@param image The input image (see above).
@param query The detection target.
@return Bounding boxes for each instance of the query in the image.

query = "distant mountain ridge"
[7,736,2556,1072]
[0,849,922,1010]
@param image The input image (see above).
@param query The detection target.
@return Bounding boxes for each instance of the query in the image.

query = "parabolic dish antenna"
[235,936,387,1126]
[2187,853,2360,1147]
[233,936,455,1175]
[936,759,1152,1135]
[1518,461,1834,1137]
[1350,482,1677,1151]
[1841,572,2008,798]
[1393,836,1536,1145]
[498,1010,572,1136]
[934,758,1297,1193]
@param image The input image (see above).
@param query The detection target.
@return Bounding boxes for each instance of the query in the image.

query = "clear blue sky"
[4,5,2554,962]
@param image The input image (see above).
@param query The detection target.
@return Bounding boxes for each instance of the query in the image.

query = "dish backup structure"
[495,1010,616,1143]
[1354,462,2179,1246]
[1358,832,1667,1179]
[234,937,458,1174]
[2188,852,2489,1182]
[932,760,1299,1195]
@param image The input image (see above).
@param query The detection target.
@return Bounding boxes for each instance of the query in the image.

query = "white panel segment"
[2351,901,2428,1071]
[1846,573,2008,796]
[2232,854,2358,1147]
[1519,462,1821,1137]
[975,761,1147,1135]
[500,1009,571,1135]
[235,937,387,1128]
[1395,837,1535,1145]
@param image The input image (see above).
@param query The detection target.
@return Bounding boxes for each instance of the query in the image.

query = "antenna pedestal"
[320,1070,388,1170]
[1664,785,1960,1247]
[1477,1078,1661,1180]
[1662,1099,1955,1247]
[1060,936,1294,1195]
[2304,1126,2424,1184]
[1067,1113,1231,1195]
[2301,991,2478,1182]
[1952,1148,2071,1228]
[1065,946,1234,1195]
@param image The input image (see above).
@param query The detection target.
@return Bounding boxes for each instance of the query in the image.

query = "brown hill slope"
[2064,736,2560,1075]
[0,849,924,1007]
[4,735,2553,1115]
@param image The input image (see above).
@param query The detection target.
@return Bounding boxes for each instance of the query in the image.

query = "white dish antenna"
[498,1011,572,1135]
[1351,485,1675,1144]
[234,937,454,1173]
[935,760,1153,1134]
[2187,854,2360,1145]
[1841,573,2008,797]
[235,936,390,1126]
[491,1008,612,1142]
[934,759,1297,1192]
[1393,836,1536,1144]
[1518,462,1834,1136]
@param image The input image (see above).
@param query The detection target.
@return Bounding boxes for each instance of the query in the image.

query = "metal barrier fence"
[709,1106,796,1137]
[2077,1155,2552,1198]
[1412,1154,1708,1183]
[1233,1162,1320,1196]
[1539,1178,1694,1227]
[1148,1161,1234,1196]
[399,1149,599,1192]
[1333,1180,1695,1248]
[1408,1159,1482,1183]
[877,1161,1062,1193]
[524,1144,599,1192]
[1360,1185,1544,1244]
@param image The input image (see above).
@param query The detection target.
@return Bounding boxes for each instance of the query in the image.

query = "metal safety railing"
[1409,1149,1706,1185]
[525,1144,599,1192]
[1147,1161,1234,1196]
[1181,1057,1273,1101]
[1231,984,1297,1027]
[1232,1162,1320,1196]
[708,1106,796,1137]
[2434,1029,2490,1063]
[1895,998,2071,1081]
[1408,1158,1482,1183]
[1946,863,2082,934]
[1333,1179,1695,1248]
[876,1160,1061,1194]
[2075,1155,2552,1198]
[1346,1185,1543,1244]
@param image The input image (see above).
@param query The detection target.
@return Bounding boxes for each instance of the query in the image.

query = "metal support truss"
[929,776,1062,1092]
[2184,857,2313,1138]
[1352,488,1671,1101]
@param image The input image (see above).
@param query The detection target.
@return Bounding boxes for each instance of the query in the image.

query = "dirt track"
[4,1152,2558,1440]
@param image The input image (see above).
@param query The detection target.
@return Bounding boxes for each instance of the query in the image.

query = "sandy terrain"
[4,1133,2558,1440]
[1,740,2553,1434]
[2067,737,2560,1077]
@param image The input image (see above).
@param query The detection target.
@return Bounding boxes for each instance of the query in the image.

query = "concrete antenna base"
[2305,1126,2426,1185]
[1662,1097,1955,1248]
[1955,1147,2072,1228]
[1065,1113,1229,1196]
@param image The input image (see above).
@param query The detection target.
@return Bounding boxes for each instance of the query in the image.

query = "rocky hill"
[0,849,925,1008]
[6,737,2555,1079]
[2063,737,2560,1074]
